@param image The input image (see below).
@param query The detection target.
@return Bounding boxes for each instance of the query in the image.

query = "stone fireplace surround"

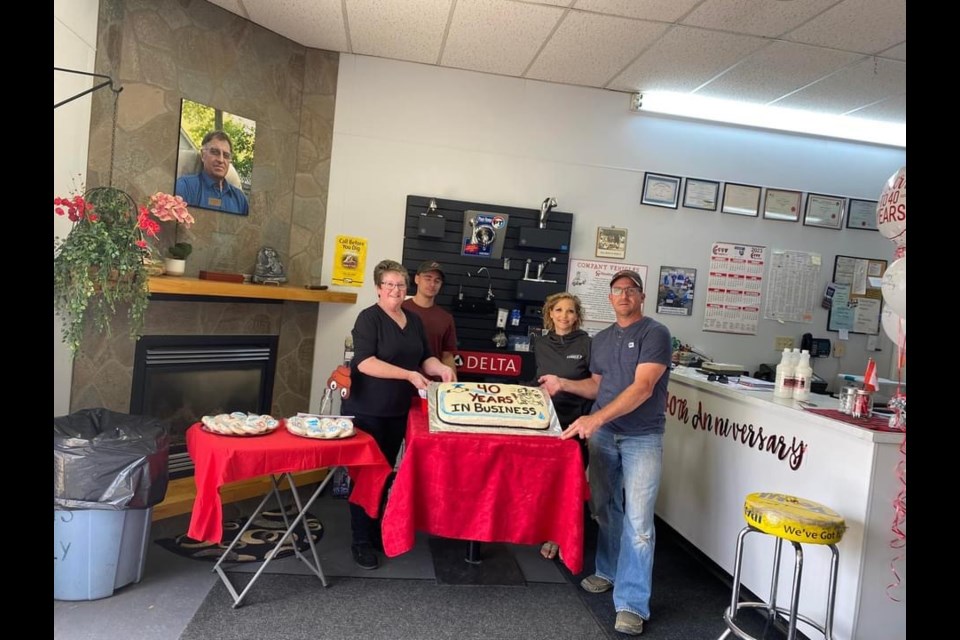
[70,289,321,439]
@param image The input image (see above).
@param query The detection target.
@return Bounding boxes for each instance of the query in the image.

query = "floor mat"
[154,506,322,563]
[429,537,525,586]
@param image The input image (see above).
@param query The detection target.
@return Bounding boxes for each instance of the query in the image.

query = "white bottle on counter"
[793,350,812,401]
[773,348,795,399]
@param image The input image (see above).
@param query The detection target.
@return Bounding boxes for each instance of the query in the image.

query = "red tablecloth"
[381,401,589,574]
[186,423,392,543]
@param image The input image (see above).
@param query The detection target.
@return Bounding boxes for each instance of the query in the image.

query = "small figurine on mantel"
[253,246,287,284]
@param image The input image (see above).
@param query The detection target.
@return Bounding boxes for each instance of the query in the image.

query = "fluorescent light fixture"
[633,91,905,148]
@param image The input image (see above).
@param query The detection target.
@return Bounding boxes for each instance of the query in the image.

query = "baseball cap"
[416,260,445,279]
[610,270,644,291]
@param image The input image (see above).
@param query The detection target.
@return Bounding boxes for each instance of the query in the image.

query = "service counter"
[659,367,906,640]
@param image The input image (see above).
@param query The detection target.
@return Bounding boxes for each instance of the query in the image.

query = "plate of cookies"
[201,412,280,436]
[286,414,355,439]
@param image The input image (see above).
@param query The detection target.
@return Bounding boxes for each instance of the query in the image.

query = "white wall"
[312,54,905,407]
[54,0,100,415]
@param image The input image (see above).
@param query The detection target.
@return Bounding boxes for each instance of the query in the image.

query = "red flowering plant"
[138,192,195,260]
[53,187,186,355]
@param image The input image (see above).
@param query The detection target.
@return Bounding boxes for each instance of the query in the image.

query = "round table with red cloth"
[381,400,589,574]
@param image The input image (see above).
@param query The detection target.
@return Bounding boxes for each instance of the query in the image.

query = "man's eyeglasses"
[610,286,642,297]
[204,147,232,161]
[380,282,408,291]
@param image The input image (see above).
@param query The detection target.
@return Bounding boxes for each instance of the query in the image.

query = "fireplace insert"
[130,335,278,478]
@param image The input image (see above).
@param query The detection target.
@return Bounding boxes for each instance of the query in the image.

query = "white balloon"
[876,166,906,242]
[881,305,905,342]
[881,257,906,318]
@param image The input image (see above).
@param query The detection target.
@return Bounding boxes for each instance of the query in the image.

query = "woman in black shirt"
[535,292,594,559]
[342,259,454,570]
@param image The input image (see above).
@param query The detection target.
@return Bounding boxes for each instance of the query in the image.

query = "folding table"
[186,424,392,607]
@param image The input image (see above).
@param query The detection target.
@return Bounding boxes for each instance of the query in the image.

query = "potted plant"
[53,187,150,355]
[139,192,195,276]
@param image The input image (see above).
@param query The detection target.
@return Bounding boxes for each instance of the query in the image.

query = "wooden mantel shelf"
[148,276,357,304]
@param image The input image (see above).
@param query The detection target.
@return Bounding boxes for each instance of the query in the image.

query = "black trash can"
[54,409,170,600]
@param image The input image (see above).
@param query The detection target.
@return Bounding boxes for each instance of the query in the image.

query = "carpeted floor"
[180,574,607,640]
[170,490,805,639]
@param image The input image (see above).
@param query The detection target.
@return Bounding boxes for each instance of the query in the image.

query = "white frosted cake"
[436,382,551,430]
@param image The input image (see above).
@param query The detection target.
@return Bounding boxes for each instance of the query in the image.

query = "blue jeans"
[588,429,663,620]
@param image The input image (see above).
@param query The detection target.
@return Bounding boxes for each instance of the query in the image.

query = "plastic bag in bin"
[54,408,170,510]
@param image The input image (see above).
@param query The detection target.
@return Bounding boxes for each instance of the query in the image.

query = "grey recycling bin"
[54,409,170,601]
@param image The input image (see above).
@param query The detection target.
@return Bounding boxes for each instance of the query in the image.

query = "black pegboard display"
[401,195,573,382]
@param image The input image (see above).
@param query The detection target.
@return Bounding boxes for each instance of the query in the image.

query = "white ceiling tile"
[880,42,905,61]
[347,0,453,64]
[572,0,702,23]
[609,25,766,93]
[784,0,906,55]
[773,57,905,114]
[682,0,839,38]
[847,94,905,123]
[527,12,669,86]
[697,41,862,103]
[243,0,347,51]
[525,0,575,6]
[442,0,564,76]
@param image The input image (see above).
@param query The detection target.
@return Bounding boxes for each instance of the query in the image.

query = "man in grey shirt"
[539,270,671,636]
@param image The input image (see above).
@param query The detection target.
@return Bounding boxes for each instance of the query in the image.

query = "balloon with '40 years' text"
[876,166,906,246]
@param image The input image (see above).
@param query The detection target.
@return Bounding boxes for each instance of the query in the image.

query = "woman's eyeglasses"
[380,282,408,291]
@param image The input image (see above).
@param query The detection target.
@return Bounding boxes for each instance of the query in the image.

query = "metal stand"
[465,540,482,564]
[212,468,340,608]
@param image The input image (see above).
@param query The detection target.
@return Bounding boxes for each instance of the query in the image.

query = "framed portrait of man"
[175,99,257,216]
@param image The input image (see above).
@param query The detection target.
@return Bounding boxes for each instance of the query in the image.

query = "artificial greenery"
[53,187,150,355]
[168,242,193,260]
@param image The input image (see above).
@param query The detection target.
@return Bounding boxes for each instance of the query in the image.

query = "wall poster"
[461,211,509,258]
[702,242,766,335]
[567,258,648,326]
[331,235,368,287]
[763,250,821,323]
[656,266,697,316]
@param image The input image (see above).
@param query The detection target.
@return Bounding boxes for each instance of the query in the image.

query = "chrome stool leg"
[718,526,840,640]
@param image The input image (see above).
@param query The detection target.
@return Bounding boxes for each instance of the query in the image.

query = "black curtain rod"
[54,67,123,110]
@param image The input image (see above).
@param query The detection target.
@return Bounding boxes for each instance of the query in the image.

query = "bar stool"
[719,492,846,640]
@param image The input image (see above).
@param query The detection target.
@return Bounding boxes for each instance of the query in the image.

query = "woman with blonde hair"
[535,291,594,559]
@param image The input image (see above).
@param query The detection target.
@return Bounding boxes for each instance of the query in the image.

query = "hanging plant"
[53,187,150,355]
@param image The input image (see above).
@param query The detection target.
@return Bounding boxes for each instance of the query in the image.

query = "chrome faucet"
[469,267,495,300]
[536,257,557,280]
[539,197,557,229]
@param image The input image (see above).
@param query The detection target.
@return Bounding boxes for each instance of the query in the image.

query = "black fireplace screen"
[130,335,278,477]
